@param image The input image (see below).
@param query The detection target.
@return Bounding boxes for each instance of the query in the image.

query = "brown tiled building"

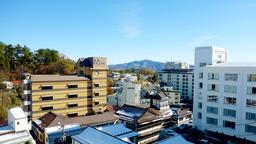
[22,57,108,120]
[115,105,163,144]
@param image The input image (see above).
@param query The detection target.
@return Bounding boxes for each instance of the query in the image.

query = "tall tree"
[4,44,15,72]
[0,42,6,71]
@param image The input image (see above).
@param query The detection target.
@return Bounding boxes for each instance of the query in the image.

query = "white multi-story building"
[120,82,141,106]
[193,46,256,142]
[158,62,194,102]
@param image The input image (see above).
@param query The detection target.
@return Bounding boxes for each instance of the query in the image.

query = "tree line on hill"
[0,41,75,81]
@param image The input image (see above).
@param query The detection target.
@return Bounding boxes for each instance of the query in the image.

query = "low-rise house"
[32,111,118,144]
[171,108,192,126]
[0,107,35,144]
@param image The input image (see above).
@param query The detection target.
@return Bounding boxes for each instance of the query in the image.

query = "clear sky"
[1,0,256,64]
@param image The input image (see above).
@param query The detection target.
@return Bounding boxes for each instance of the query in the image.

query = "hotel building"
[158,62,194,102]
[22,57,108,120]
[193,46,256,142]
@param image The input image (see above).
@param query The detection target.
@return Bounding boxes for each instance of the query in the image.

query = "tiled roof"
[115,104,162,123]
[31,75,89,82]
[37,112,117,130]
[150,92,168,100]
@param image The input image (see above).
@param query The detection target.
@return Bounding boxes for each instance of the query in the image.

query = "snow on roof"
[0,130,34,144]
[156,135,192,144]
[72,126,129,144]
[9,107,27,119]
[207,62,256,68]
[97,123,138,137]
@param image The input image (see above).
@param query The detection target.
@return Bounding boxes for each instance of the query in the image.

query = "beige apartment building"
[22,57,108,120]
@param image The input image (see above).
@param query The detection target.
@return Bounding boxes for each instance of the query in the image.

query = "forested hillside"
[0,41,75,81]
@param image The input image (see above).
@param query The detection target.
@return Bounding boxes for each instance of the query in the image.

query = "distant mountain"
[109,60,165,71]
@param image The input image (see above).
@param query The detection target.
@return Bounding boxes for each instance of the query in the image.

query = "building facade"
[158,62,194,102]
[120,82,141,106]
[193,46,256,142]
[162,86,180,105]
[22,57,108,120]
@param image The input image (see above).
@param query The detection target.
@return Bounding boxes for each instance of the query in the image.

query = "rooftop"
[36,112,117,130]
[31,75,89,82]
[9,107,27,119]
[206,62,256,68]
[115,104,162,123]
[72,126,129,144]
[97,123,138,138]
[156,135,192,144]
[0,130,35,144]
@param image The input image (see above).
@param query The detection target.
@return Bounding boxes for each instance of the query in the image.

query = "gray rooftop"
[31,75,89,82]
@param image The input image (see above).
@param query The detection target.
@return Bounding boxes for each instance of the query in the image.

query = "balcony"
[23,79,31,84]
[23,90,31,95]
[23,101,31,105]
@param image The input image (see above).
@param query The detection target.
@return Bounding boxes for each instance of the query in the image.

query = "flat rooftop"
[206,62,256,68]
[31,75,89,82]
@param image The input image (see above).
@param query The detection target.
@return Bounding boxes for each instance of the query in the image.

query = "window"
[208,84,218,92]
[246,112,256,121]
[248,74,256,82]
[247,87,256,95]
[17,122,20,125]
[224,85,237,94]
[207,106,218,114]
[79,71,84,75]
[198,103,202,109]
[207,95,218,103]
[223,109,236,117]
[199,82,203,89]
[94,102,99,105]
[199,73,203,79]
[247,99,256,107]
[94,84,100,87]
[223,120,235,129]
[41,85,53,90]
[68,84,78,89]
[95,71,100,75]
[68,113,78,117]
[225,73,238,81]
[42,106,53,111]
[224,97,236,105]
[245,125,256,133]
[198,112,202,119]
[68,103,78,108]
[42,96,53,101]
[208,73,219,80]
[95,93,99,96]
[207,117,218,125]
[68,94,78,98]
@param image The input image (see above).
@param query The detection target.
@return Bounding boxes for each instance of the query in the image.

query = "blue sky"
[1,0,256,64]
